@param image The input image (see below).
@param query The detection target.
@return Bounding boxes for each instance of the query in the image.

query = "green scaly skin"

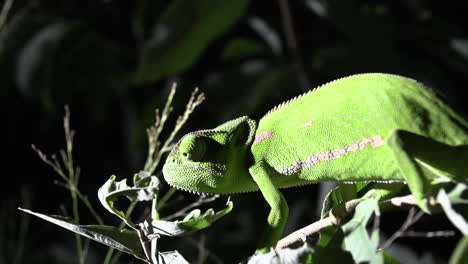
[162,73,468,253]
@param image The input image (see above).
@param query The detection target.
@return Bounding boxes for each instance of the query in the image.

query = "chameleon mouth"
[162,164,225,194]
[166,182,209,195]
[163,165,224,177]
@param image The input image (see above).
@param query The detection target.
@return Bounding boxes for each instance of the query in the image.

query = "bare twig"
[185,236,224,264]
[276,215,340,249]
[144,84,176,173]
[162,195,219,221]
[378,208,425,250]
[277,193,434,250]
[144,84,205,175]
[277,0,311,92]
[0,0,14,30]
[31,106,111,264]
[31,145,67,180]
[400,230,455,238]
[147,87,205,174]
[156,187,176,210]
[387,194,417,207]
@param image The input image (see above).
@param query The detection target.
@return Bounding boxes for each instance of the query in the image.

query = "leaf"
[0,8,49,96]
[158,250,190,264]
[98,172,159,229]
[446,183,468,205]
[312,226,354,264]
[449,236,468,264]
[247,17,282,55]
[383,251,402,264]
[142,201,233,237]
[320,182,405,219]
[341,197,384,264]
[437,187,468,235]
[17,208,145,261]
[132,0,250,84]
[15,22,67,96]
[222,38,266,61]
[245,244,314,264]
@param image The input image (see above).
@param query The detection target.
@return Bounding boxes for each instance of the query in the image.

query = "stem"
[74,189,104,225]
[276,194,425,250]
[150,194,159,263]
[147,87,204,174]
[103,200,138,263]
[70,186,85,264]
[144,84,177,173]
[156,188,176,210]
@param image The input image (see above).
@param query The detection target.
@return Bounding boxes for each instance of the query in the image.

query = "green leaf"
[320,182,405,219]
[222,38,266,61]
[142,201,233,237]
[449,236,468,264]
[15,22,68,96]
[18,208,145,261]
[446,183,468,205]
[132,0,250,84]
[383,251,402,264]
[98,172,159,229]
[341,197,384,264]
[437,186,468,235]
[245,244,314,264]
[158,250,190,264]
[320,185,341,219]
[312,226,354,264]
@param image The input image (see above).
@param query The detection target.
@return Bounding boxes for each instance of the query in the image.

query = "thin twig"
[13,188,31,264]
[162,195,219,221]
[277,0,311,92]
[144,84,177,173]
[276,215,340,249]
[400,230,456,238]
[31,145,67,180]
[277,193,430,250]
[185,235,224,264]
[156,187,176,210]
[148,87,205,174]
[378,208,425,250]
[53,181,104,225]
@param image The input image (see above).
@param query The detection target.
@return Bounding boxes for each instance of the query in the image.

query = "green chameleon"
[162,73,468,252]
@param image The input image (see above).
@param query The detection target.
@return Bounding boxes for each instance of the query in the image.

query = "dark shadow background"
[2,0,468,263]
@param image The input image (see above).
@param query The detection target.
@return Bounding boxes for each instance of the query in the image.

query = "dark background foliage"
[2,0,468,263]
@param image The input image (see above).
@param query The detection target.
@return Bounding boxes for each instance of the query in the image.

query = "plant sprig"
[144,84,205,175]
[31,106,103,264]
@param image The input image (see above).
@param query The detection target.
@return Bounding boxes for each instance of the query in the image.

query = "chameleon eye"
[179,135,206,161]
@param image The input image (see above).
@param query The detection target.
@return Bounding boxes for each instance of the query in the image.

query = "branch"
[276,193,427,250]
[276,215,340,250]
[162,194,219,221]
[144,85,205,175]
[378,208,424,250]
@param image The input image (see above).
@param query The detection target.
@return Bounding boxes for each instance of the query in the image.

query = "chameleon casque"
[162,73,468,252]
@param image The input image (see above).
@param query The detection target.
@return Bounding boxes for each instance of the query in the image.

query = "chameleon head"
[162,117,257,194]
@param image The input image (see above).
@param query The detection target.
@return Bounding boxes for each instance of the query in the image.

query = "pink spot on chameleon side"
[301,119,314,127]
[278,135,385,175]
[253,131,274,146]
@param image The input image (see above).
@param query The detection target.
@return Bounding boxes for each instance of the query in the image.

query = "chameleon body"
[162,73,468,252]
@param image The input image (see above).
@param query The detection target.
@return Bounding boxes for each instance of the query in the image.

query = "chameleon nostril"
[182,152,188,158]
